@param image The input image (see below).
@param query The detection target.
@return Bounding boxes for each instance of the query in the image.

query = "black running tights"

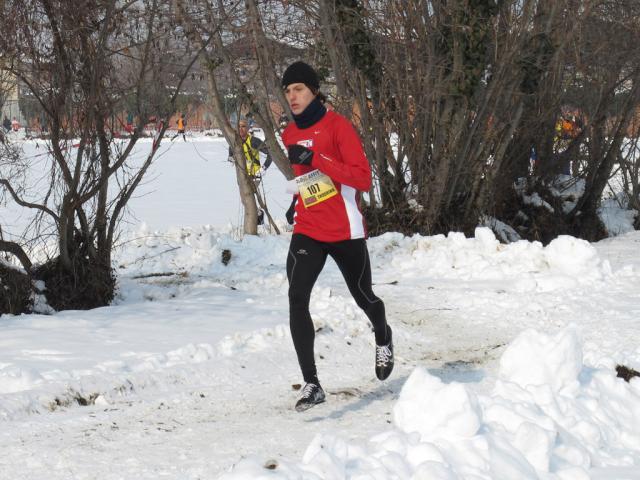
[286,233,388,384]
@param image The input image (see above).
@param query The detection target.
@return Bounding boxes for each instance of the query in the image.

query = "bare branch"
[0,240,33,271]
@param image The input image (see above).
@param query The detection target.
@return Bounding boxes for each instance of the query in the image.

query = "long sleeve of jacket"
[251,136,272,170]
[311,117,371,192]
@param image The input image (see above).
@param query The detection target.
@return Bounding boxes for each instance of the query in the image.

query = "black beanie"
[281,61,320,90]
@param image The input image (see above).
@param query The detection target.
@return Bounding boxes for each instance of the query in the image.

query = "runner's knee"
[288,286,311,311]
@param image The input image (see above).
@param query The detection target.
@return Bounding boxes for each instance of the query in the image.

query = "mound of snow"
[499,327,583,394]
[394,368,482,440]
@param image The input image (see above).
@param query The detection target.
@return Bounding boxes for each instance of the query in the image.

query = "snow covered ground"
[1,137,640,479]
[0,136,292,240]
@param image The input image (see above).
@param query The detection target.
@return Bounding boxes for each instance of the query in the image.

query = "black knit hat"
[281,61,320,90]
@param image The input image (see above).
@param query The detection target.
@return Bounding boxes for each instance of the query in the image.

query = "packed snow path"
[1,291,510,478]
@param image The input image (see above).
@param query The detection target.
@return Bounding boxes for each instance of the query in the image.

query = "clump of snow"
[218,325,290,357]
[480,215,521,243]
[549,176,585,214]
[498,327,583,394]
[598,196,637,236]
[523,192,555,212]
[407,198,424,212]
[544,235,606,281]
[394,367,482,440]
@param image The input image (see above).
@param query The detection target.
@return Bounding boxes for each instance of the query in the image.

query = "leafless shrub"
[0,0,199,312]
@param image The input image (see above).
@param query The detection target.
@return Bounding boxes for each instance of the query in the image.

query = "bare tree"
[0,0,199,311]
[283,0,640,241]
[174,0,295,236]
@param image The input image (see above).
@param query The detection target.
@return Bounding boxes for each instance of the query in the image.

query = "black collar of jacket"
[292,97,327,129]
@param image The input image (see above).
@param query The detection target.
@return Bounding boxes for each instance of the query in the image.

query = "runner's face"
[284,83,315,115]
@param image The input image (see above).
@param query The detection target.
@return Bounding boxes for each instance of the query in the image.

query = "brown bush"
[0,263,32,315]
[33,256,115,311]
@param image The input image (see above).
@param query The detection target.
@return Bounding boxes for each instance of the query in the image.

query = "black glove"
[287,145,314,166]
[286,196,297,225]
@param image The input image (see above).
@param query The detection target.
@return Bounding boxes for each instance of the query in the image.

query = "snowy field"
[1,136,640,479]
[0,134,292,240]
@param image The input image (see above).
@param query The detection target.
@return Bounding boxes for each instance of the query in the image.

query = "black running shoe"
[375,327,394,380]
[295,383,326,412]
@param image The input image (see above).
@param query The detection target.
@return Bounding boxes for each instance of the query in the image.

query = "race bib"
[295,169,337,208]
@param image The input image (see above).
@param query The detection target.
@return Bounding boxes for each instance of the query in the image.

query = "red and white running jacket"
[282,110,371,242]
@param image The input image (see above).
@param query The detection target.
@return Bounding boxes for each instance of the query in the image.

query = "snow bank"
[221,327,640,479]
[368,227,610,292]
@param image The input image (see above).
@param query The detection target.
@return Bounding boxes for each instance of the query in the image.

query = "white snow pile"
[221,327,640,480]
[368,228,610,291]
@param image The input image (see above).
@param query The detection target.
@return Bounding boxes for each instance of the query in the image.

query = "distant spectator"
[228,119,273,227]
[11,117,20,132]
[171,113,186,141]
[552,113,585,176]
[2,116,10,132]
[228,119,272,177]
[125,112,134,134]
[39,115,48,136]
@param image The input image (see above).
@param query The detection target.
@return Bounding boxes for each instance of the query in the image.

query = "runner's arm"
[311,119,371,191]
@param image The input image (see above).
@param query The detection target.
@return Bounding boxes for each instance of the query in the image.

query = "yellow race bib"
[295,169,338,208]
